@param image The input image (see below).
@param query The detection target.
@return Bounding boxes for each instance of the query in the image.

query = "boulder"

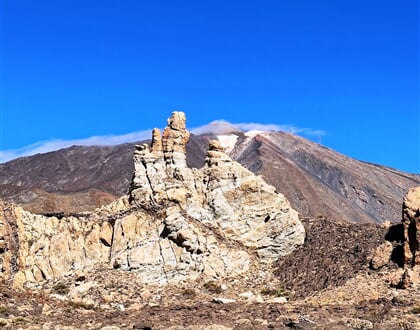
[370,241,393,270]
[402,187,420,266]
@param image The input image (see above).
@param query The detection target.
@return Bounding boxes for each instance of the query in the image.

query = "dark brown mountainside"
[1,131,419,223]
[232,131,420,223]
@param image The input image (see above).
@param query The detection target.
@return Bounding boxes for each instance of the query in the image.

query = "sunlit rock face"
[129,111,305,260]
[402,187,420,266]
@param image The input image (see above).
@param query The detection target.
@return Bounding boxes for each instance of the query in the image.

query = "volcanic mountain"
[1,121,419,223]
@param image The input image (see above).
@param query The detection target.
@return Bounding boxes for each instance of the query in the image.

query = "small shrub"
[203,281,223,294]
[68,301,96,310]
[181,288,197,298]
[411,305,420,314]
[261,285,289,297]
[11,316,26,325]
[52,282,70,295]
[0,305,9,316]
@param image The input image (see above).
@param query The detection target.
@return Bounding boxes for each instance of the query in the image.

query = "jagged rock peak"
[166,110,187,131]
[402,186,420,266]
[150,128,163,154]
[129,111,305,260]
[162,111,190,167]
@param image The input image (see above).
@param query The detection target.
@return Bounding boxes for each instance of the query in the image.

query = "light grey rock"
[212,297,236,304]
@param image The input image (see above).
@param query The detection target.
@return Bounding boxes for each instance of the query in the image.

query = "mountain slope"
[231,131,420,223]
[1,131,419,223]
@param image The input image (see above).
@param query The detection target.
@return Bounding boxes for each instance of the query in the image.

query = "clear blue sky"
[1,0,419,173]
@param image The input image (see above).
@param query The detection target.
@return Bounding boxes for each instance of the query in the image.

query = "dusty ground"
[1,217,420,329]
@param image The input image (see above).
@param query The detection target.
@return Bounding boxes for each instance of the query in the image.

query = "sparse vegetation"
[52,282,70,295]
[0,305,9,316]
[260,285,289,297]
[11,316,27,325]
[181,288,197,298]
[411,305,420,314]
[203,281,223,294]
[68,301,97,311]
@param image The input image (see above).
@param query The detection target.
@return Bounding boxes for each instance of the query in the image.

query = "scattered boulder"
[402,186,420,266]
[396,267,420,289]
[212,297,236,304]
[370,241,393,270]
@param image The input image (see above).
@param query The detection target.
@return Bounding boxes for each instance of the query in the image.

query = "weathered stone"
[129,114,305,260]
[212,297,236,304]
[162,111,190,168]
[238,291,254,299]
[370,241,393,270]
[397,267,420,289]
[269,297,288,304]
[150,128,163,154]
[402,187,420,266]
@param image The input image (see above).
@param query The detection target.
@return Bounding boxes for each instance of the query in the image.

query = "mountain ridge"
[1,128,419,224]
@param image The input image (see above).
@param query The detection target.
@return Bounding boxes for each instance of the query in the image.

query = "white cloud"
[0,121,326,163]
[191,121,326,138]
[0,130,152,163]
[191,120,241,135]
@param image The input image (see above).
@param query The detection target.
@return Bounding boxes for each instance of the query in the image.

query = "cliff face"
[0,112,304,289]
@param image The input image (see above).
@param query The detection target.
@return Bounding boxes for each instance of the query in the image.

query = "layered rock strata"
[402,186,420,266]
[0,111,305,289]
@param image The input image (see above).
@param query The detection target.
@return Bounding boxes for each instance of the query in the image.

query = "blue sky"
[1,0,419,173]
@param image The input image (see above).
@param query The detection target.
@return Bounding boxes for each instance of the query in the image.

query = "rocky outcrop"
[0,198,251,289]
[0,111,304,289]
[402,186,420,266]
[129,112,305,260]
[370,241,393,270]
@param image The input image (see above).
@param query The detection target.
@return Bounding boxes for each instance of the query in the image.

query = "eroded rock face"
[0,111,304,288]
[129,112,305,260]
[402,186,420,266]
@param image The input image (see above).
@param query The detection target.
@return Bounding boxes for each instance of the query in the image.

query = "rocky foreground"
[1,214,420,329]
[1,112,420,329]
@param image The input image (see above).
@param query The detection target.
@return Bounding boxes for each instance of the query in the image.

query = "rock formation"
[402,186,420,266]
[0,111,305,289]
[129,112,305,260]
